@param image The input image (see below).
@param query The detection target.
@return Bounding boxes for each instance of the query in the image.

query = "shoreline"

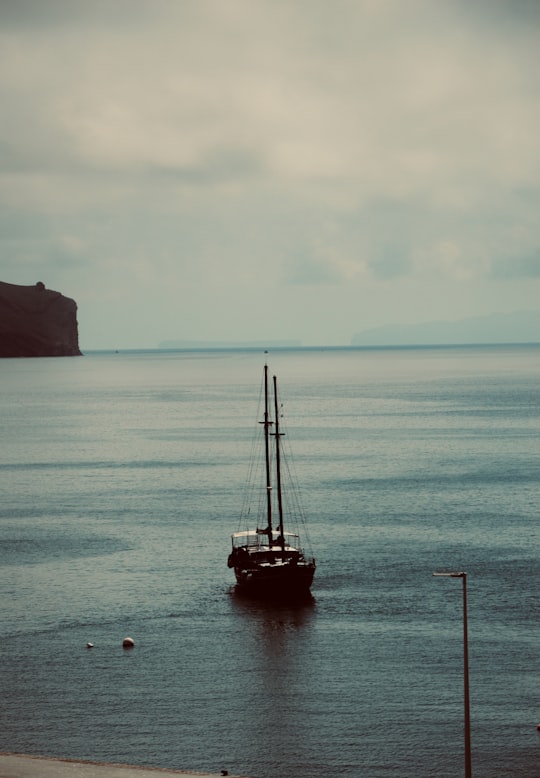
[0,753,249,778]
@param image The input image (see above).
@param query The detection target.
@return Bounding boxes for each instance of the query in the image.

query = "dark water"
[1,346,539,777]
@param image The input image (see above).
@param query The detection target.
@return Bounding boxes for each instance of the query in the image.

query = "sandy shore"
[0,753,249,778]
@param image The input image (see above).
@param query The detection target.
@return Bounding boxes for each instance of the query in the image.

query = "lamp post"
[433,571,472,778]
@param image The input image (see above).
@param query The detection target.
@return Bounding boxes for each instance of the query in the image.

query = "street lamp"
[433,571,472,778]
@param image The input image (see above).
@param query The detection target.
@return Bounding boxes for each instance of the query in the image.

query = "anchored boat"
[228,363,316,595]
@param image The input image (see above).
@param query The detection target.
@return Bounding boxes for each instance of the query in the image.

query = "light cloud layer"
[1,0,539,347]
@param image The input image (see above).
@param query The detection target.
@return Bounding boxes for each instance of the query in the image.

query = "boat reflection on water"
[229,585,316,678]
[229,583,316,612]
[229,585,316,667]
[227,586,318,775]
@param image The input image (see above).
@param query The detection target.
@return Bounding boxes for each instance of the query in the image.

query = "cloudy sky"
[1,0,539,349]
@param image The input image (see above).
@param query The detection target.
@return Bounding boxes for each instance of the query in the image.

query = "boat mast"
[273,374,285,550]
[262,364,273,539]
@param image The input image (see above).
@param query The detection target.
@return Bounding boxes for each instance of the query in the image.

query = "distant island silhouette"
[158,339,302,349]
[0,281,81,357]
[351,311,540,346]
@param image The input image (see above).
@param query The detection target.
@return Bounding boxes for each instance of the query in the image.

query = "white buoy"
[122,636,135,648]
[86,642,94,649]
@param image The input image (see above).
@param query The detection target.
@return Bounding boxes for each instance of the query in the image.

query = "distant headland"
[351,310,540,346]
[0,281,82,357]
[158,339,302,349]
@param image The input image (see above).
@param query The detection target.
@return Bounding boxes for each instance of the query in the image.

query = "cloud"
[0,0,539,346]
[492,252,540,279]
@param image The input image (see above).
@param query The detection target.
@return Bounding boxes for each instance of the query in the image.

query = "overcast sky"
[1,0,539,348]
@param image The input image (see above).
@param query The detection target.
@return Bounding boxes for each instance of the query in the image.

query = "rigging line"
[280,438,314,555]
[238,371,267,529]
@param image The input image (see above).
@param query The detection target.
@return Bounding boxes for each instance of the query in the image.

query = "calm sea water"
[1,346,539,777]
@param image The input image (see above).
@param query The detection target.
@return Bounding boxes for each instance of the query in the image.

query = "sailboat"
[228,363,316,595]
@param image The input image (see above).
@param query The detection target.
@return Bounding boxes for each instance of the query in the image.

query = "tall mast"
[273,374,285,550]
[263,364,273,538]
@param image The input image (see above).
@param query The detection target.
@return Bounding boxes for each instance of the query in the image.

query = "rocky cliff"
[0,281,82,357]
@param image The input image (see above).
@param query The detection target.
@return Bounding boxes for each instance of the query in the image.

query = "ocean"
[1,345,539,777]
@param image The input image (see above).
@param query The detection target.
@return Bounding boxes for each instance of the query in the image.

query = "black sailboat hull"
[233,561,315,594]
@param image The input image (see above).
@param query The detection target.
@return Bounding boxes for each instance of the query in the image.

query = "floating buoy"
[537,723,540,731]
[122,636,135,648]
[86,642,94,649]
